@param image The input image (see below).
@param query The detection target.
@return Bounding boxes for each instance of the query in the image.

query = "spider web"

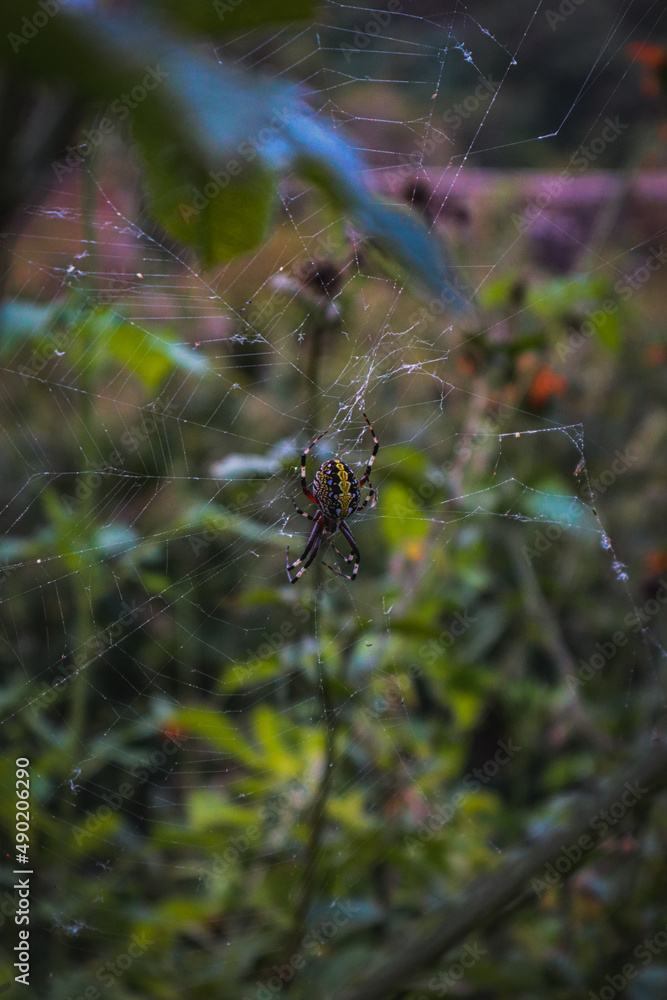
[1,2,666,996]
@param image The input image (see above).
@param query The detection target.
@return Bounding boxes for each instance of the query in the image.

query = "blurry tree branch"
[0,73,81,231]
[329,736,667,1000]
[0,73,81,300]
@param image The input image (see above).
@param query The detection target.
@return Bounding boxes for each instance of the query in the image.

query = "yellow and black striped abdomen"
[313,459,361,523]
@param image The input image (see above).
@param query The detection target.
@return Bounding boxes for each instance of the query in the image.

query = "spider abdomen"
[313,459,360,521]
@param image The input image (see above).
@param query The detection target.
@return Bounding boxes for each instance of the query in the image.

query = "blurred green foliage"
[0,3,666,1000]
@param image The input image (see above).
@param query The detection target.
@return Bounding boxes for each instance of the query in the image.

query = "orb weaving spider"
[286,413,379,583]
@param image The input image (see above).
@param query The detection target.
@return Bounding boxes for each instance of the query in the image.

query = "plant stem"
[284,630,337,959]
[283,301,337,960]
[329,736,667,1000]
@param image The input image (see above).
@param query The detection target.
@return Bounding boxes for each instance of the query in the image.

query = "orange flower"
[625,42,667,98]
[526,367,568,408]
[625,42,667,70]
[403,539,425,561]
[642,343,666,366]
[160,726,187,743]
[456,353,478,377]
[643,550,667,576]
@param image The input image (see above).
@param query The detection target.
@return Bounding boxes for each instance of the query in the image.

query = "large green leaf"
[289,114,469,311]
[158,0,314,35]
[144,153,276,266]
[0,4,468,309]
[102,314,209,385]
[0,300,209,383]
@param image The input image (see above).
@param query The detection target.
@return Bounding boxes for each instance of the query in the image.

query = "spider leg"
[322,521,360,581]
[288,537,323,583]
[300,427,328,503]
[301,484,317,504]
[286,520,324,583]
[327,539,355,564]
[358,413,379,488]
[356,485,377,512]
[290,495,317,521]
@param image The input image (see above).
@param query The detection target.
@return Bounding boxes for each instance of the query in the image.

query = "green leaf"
[178,502,281,544]
[289,115,470,312]
[521,484,591,528]
[252,705,301,778]
[103,315,209,386]
[0,4,467,304]
[0,300,209,384]
[142,153,276,266]
[218,657,283,693]
[210,437,295,479]
[381,482,429,551]
[592,309,622,353]
[159,0,314,36]
[169,706,264,768]
[94,524,139,557]
[328,790,375,832]
[360,200,469,313]
[527,274,609,316]
[187,789,260,831]
[210,456,270,480]
[0,300,62,350]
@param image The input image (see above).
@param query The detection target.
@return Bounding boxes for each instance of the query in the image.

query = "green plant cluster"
[0,3,666,1000]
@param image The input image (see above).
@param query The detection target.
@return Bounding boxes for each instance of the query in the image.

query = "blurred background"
[0,1,666,998]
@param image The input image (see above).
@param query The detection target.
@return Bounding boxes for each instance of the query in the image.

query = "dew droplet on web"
[612,560,629,581]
